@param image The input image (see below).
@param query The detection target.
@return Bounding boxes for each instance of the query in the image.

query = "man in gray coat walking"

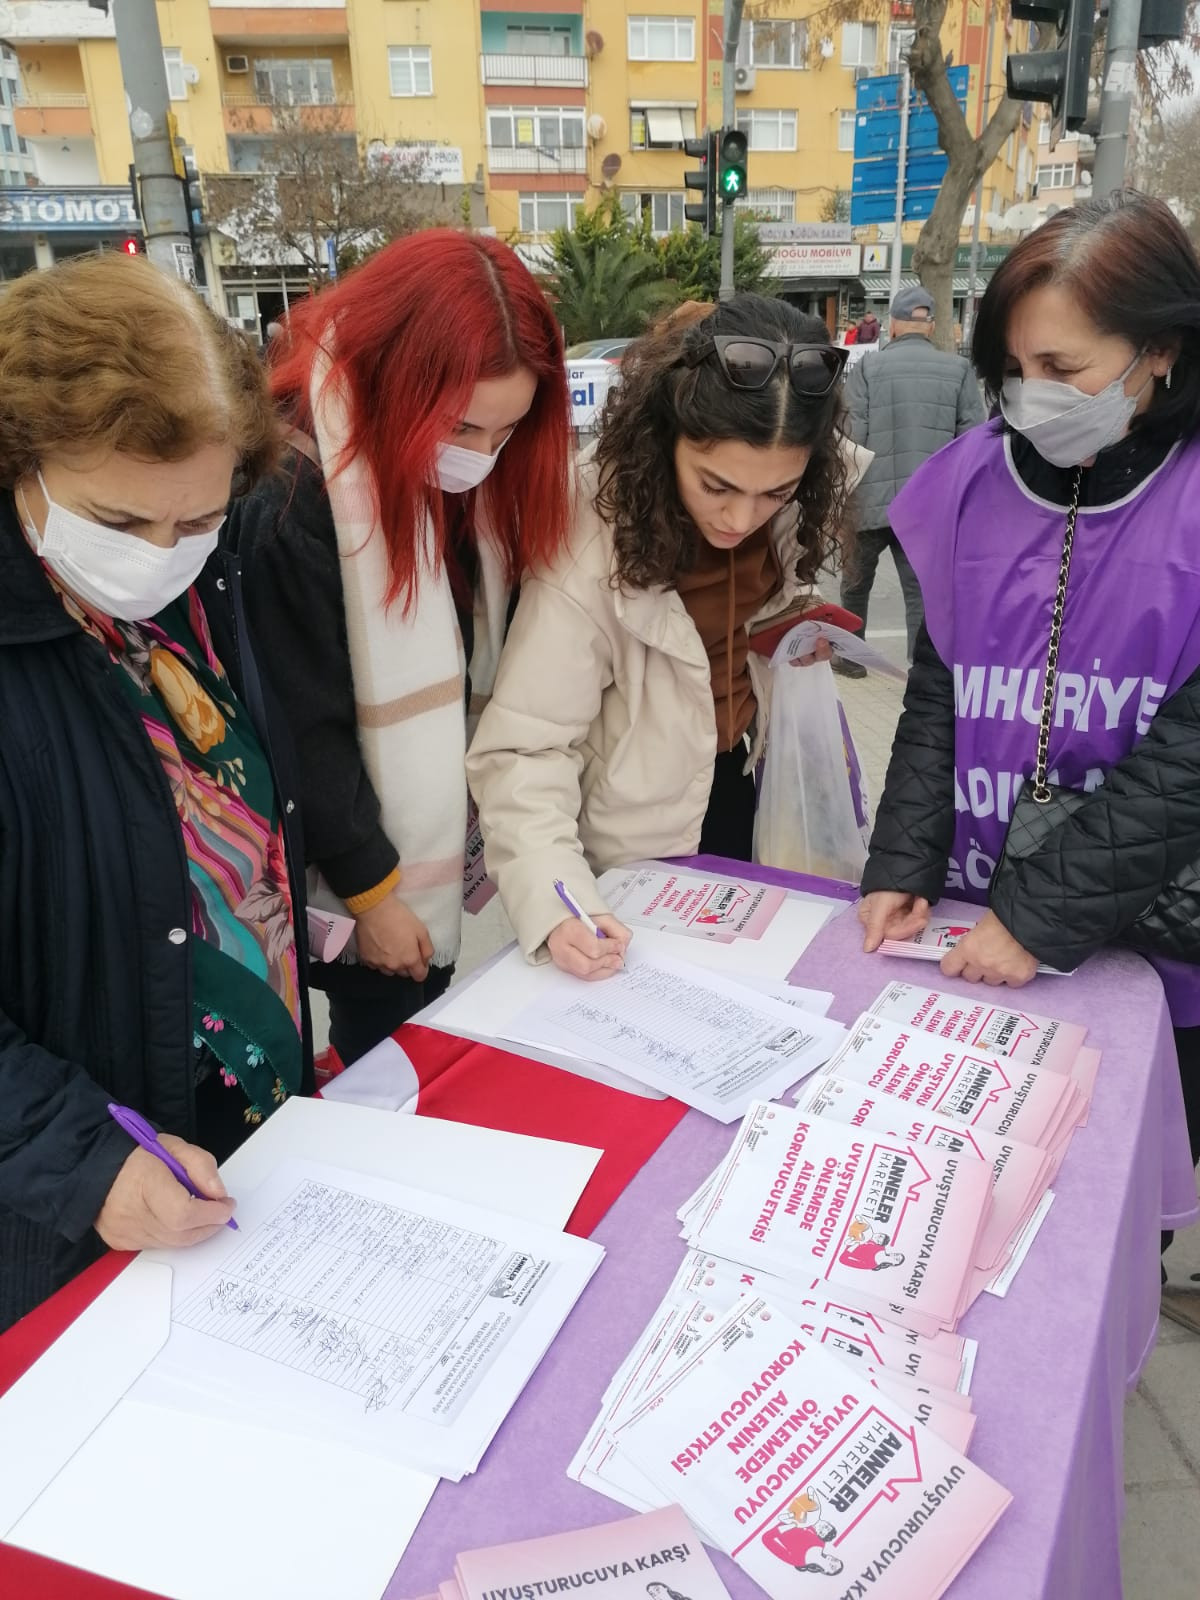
[835,285,985,676]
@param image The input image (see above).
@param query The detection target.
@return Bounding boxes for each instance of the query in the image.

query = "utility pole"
[963,3,996,349]
[109,0,194,281]
[719,0,746,299]
[1092,0,1143,198]
[888,60,910,307]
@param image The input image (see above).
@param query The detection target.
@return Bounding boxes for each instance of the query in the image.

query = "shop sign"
[0,188,138,231]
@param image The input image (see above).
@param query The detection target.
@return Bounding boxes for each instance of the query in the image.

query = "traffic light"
[1005,0,1094,140]
[182,152,204,236]
[718,128,748,205]
[1138,0,1188,46]
[166,111,207,283]
[683,131,717,236]
[120,237,143,255]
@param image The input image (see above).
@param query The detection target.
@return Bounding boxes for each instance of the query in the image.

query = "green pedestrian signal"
[719,128,748,206]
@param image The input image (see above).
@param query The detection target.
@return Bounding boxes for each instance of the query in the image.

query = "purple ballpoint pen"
[553,878,607,939]
[107,1102,238,1230]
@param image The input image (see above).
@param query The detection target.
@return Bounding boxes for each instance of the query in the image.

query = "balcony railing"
[14,92,90,108]
[486,145,587,175]
[221,90,352,108]
[480,53,588,88]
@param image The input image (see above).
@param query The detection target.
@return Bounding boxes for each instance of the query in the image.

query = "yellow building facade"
[0,0,1037,328]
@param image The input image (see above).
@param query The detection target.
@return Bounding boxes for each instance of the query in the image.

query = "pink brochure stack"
[565,977,1097,1597]
[609,1298,1011,1600]
[417,1505,732,1600]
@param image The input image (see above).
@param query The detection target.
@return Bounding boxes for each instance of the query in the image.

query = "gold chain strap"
[1031,466,1083,802]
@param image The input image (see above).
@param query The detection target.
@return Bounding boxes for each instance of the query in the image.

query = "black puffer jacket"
[0,498,312,1331]
[863,431,1200,973]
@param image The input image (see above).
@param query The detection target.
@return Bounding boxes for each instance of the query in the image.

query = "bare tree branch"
[205,97,457,278]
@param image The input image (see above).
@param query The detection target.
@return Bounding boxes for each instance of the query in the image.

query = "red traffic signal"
[120,236,143,255]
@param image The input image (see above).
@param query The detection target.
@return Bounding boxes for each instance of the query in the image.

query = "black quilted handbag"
[993,467,1200,964]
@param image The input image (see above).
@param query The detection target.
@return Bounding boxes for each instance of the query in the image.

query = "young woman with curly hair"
[229,230,572,1064]
[467,293,866,979]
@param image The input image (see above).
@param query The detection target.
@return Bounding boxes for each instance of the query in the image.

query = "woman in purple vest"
[857,192,1200,1179]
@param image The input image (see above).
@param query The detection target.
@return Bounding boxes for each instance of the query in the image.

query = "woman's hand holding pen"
[95,1135,235,1251]
[353,894,434,981]
[547,915,631,980]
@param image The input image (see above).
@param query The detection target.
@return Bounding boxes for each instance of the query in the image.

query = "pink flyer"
[823,1015,1082,1151]
[797,1074,1051,1272]
[867,981,1088,1078]
[615,1300,1010,1600]
[454,1505,731,1600]
[605,868,787,943]
[688,1105,993,1333]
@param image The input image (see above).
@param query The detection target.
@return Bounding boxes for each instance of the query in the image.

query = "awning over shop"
[861,272,990,296]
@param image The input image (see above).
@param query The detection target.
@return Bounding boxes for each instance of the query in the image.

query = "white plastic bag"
[753,653,871,882]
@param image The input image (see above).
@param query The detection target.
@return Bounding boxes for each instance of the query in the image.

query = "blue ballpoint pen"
[107,1102,238,1230]
[553,879,607,940]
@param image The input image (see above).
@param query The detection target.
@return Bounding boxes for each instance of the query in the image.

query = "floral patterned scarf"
[64,585,302,1122]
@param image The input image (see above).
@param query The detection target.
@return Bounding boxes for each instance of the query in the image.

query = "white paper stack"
[134,1158,604,1483]
[503,951,846,1121]
[0,1102,607,1600]
[582,1297,1011,1600]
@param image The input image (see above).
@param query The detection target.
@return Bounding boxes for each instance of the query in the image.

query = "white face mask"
[1000,351,1152,469]
[21,472,222,622]
[435,439,506,495]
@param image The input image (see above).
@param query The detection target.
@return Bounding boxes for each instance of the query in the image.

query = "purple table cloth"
[386,860,1198,1600]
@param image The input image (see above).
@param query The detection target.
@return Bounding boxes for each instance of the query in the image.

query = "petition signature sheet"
[139,1161,602,1478]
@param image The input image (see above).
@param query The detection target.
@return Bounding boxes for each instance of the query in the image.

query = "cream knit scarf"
[306,344,508,967]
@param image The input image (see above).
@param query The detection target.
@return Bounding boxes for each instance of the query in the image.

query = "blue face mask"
[1000,351,1152,469]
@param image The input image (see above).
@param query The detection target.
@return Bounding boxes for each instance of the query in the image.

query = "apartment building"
[0,0,1035,332]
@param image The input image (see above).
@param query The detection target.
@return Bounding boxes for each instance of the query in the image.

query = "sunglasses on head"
[684,335,849,398]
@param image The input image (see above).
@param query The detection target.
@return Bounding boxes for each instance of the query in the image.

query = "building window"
[735,109,798,151]
[254,58,335,105]
[887,25,915,73]
[627,16,695,62]
[505,24,572,55]
[841,22,878,68]
[0,125,12,155]
[630,105,697,150]
[838,110,856,151]
[164,47,187,102]
[737,187,796,221]
[519,192,584,235]
[738,19,808,68]
[621,191,687,233]
[488,106,585,150]
[388,45,433,98]
[1036,162,1076,188]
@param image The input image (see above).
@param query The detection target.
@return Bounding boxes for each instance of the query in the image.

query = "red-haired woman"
[230,230,572,1064]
